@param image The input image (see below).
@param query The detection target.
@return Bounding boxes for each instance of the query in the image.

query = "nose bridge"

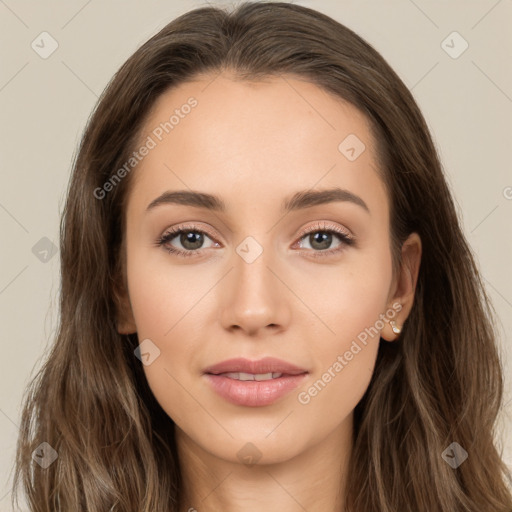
[219,233,289,334]
[233,236,276,308]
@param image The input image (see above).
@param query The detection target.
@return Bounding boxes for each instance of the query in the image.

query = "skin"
[116,72,422,512]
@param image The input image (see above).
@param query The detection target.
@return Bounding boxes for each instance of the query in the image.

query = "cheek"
[124,248,213,421]
[297,283,388,422]
[300,250,392,354]
[125,246,208,339]
[126,262,201,427]
[298,251,392,407]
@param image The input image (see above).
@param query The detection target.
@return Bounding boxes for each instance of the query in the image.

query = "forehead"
[126,72,388,219]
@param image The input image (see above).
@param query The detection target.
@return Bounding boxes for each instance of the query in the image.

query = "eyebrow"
[145,187,370,215]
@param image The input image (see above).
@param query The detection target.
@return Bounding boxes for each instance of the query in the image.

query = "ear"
[115,285,137,335]
[381,232,422,342]
[113,252,137,335]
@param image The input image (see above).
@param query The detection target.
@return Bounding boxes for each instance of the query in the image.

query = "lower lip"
[204,373,308,407]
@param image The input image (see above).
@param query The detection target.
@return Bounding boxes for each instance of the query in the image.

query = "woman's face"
[118,72,419,466]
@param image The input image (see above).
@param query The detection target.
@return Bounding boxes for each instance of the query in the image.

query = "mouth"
[203,357,309,407]
[203,356,308,376]
[214,371,288,380]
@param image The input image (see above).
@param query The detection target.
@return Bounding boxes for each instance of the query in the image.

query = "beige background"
[1,0,511,509]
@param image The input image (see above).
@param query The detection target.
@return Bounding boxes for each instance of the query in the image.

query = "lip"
[203,357,308,376]
[203,357,309,407]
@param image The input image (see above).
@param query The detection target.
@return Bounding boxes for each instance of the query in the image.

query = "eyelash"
[155,222,355,259]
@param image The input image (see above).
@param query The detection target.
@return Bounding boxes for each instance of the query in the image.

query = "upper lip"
[203,357,308,376]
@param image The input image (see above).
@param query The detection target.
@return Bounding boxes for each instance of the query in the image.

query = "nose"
[219,245,291,337]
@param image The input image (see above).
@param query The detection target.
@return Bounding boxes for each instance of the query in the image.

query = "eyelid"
[160,222,219,242]
[294,221,353,243]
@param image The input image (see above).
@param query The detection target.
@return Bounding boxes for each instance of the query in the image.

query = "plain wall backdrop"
[1,0,511,509]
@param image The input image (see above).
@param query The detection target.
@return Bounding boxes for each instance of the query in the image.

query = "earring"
[390,320,401,335]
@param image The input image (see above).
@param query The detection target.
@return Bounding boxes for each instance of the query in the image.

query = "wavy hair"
[12,1,512,510]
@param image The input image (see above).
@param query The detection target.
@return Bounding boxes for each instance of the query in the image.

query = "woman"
[12,2,512,511]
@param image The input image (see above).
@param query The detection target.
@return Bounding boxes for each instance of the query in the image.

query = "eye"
[155,223,220,258]
[293,221,355,258]
[155,221,355,259]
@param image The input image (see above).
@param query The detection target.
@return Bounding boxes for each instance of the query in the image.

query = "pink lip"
[203,357,309,407]
[203,357,308,375]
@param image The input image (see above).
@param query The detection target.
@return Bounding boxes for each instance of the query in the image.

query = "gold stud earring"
[390,320,401,335]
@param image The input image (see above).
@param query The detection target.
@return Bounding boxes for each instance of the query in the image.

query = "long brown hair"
[12,2,512,510]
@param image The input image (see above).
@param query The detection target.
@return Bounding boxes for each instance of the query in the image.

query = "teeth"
[222,372,283,380]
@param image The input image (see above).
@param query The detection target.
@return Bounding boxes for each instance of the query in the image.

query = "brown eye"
[294,222,355,258]
[156,224,219,258]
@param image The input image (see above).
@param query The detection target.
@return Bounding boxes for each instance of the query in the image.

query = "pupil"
[181,231,203,250]
[311,232,331,250]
